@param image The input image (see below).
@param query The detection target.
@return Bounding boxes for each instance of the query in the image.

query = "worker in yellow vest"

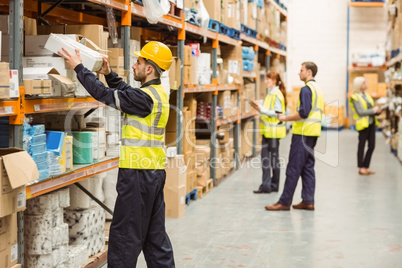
[265,62,324,211]
[349,76,381,176]
[251,72,287,194]
[59,42,175,267]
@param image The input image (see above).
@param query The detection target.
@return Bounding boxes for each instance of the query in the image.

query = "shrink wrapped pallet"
[26,192,59,214]
[58,187,70,208]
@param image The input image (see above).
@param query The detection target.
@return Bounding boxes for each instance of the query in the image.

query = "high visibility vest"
[117,84,169,169]
[292,81,324,137]
[349,92,378,131]
[260,88,286,139]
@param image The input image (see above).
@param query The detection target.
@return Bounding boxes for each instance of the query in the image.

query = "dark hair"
[145,60,162,78]
[266,71,287,108]
[302,61,318,77]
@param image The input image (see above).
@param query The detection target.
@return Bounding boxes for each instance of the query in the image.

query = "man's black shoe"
[253,190,271,194]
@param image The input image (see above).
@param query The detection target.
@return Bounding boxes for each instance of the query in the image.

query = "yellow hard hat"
[133,41,173,71]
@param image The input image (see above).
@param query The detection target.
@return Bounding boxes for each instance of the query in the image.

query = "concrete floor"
[131,130,402,267]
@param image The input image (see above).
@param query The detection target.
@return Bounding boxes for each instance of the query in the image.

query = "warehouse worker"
[251,71,287,194]
[58,41,175,268]
[265,62,324,211]
[350,76,381,175]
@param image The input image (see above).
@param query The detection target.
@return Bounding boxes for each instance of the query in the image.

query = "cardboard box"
[183,66,191,85]
[23,79,52,95]
[0,62,10,99]
[24,17,37,35]
[165,155,187,218]
[221,45,243,85]
[0,213,18,267]
[37,25,66,35]
[169,57,182,90]
[204,0,221,21]
[164,185,186,218]
[218,91,232,117]
[9,70,19,98]
[184,45,192,66]
[1,34,8,57]
[25,35,53,56]
[363,73,378,95]
[83,127,106,144]
[108,48,125,74]
[186,170,197,194]
[47,69,76,97]
[0,15,9,35]
[45,114,86,131]
[65,24,103,48]
[0,148,39,217]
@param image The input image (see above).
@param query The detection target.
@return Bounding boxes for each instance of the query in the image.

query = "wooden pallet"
[196,179,214,198]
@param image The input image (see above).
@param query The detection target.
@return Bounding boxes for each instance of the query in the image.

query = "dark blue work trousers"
[259,137,280,192]
[107,168,175,268]
[279,134,318,206]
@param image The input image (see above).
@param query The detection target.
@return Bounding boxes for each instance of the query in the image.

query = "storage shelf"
[0,99,19,117]
[240,33,287,56]
[241,111,258,120]
[218,34,241,46]
[268,45,287,56]
[184,84,217,93]
[24,97,105,114]
[268,0,288,17]
[185,23,217,40]
[243,72,257,78]
[348,1,384,7]
[387,54,402,67]
[26,157,119,199]
[87,0,128,11]
[348,65,387,71]
[217,84,240,91]
[217,114,239,126]
[131,3,183,29]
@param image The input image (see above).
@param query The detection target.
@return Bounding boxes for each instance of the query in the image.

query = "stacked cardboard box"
[195,144,210,187]
[165,155,187,218]
[240,120,254,160]
[324,105,345,128]
[221,45,243,85]
[0,213,18,268]
[0,62,10,99]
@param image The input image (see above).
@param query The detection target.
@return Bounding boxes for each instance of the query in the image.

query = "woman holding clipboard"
[251,72,287,194]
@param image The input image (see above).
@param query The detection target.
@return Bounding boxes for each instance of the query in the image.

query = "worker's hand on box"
[58,48,82,70]
[97,55,111,75]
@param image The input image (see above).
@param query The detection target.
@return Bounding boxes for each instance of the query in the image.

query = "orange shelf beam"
[184,84,217,93]
[348,65,387,72]
[349,1,384,7]
[0,99,19,117]
[26,157,119,199]
[87,0,128,11]
[24,97,105,114]
[185,22,217,40]
[217,114,240,127]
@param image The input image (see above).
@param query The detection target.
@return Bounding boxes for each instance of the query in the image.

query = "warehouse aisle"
[135,130,402,267]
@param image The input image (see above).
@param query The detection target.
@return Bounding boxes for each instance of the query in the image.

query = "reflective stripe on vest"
[349,93,378,131]
[260,89,286,139]
[118,84,169,169]
[292,81,324,137]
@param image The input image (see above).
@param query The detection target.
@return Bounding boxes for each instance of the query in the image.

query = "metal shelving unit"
[1,0,288,266]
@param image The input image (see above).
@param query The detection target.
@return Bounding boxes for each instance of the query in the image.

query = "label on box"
[17,190,26,208]
[2,168,12,194]
[11,244,18,262]
[180,196,185,204]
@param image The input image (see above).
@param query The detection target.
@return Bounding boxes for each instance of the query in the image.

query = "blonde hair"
[353,76,365,93]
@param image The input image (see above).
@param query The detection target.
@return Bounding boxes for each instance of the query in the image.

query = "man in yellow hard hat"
[59,41,175,267]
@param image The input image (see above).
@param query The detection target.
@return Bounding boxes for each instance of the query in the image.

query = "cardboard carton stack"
[221,45,243,85]
[240,120,254,160]
[195,144,211,188]
[164,155,187,218]
[324,105,345,129]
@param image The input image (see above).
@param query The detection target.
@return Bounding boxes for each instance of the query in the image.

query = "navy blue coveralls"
[278,80,318,207]
[75,64,175,268]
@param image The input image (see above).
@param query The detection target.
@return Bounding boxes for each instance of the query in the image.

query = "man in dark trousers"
[59,41,175,267]
[265,62,324,211]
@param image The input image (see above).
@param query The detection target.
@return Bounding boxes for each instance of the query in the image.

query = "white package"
[26,192,59,214]
[64,209,93,237]
[197,53,211,85]
[24,233,53,255]
[25,254,53,268]
[45,33,103,72]
[52,226,62,248]
[25,213,52,235]
[58,187,70,208]
[68,178,92,210]
[68,244,88,268]
[9,69,19,98]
